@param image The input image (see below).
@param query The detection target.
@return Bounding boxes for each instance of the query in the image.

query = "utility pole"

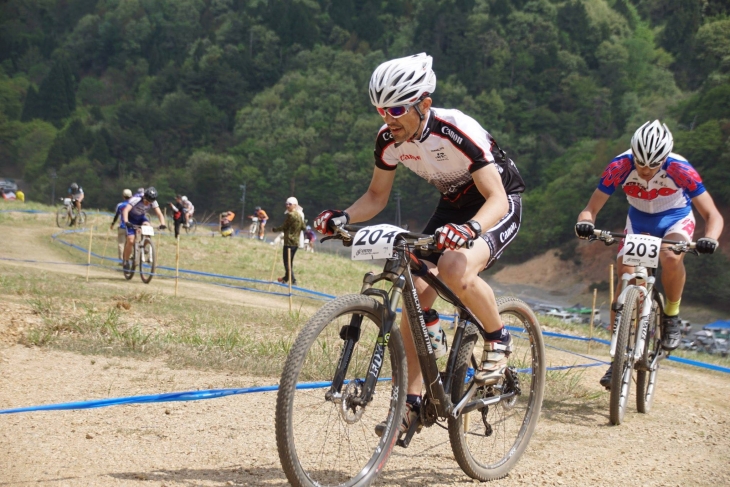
[394,190,401,228]
[50,168,57,205]
[239,183,247,228]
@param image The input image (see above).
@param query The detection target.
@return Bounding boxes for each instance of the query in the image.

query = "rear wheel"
[276,294,406,487]
[184,217,197,234]
[637,292,662,413]
[77,211,87,226]
[139,238,155,284]
[448,297,546,481]
[610,287,641,425]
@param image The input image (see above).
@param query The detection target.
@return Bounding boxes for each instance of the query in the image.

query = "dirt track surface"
[2,217,730,485]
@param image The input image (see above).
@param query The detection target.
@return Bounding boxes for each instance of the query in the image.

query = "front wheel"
[184,218,197,234]
[138,238,155,284]
[448,296,546,481]
[637,292,663,414]
[276,294,407,487]
[56,207,69,228]
[123,246,136,280]
[610,287,641,425]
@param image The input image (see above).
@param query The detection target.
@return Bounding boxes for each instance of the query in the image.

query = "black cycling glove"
[696,237,718,254]
[575,221,595,239]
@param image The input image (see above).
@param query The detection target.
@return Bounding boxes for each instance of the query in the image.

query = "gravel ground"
[1,218,729,486]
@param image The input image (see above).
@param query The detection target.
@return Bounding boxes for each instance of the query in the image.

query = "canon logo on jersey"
[500,222,518,243]
[441,126,463,145]
[623,182,678,200]
[382,132,393,141]
[400,154,421,162]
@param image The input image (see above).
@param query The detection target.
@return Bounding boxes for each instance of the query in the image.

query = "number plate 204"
[141,225,155,237]
[351,224,407,261]
[622,234,661,268]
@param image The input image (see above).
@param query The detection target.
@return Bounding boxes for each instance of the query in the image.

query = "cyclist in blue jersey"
[314,53,525,434]
[120,187,167,268]
[110,189,133,263]
[576,121,724,389]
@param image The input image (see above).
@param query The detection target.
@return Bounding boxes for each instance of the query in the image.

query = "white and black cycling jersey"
[126,196,159,219]
[374,108,525,201]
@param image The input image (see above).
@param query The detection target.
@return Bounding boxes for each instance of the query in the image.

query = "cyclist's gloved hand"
[158,224,167,230]
[314,210,350,235]
[575,221,595,239]
[435,223,476,251]
[696,237,719,254]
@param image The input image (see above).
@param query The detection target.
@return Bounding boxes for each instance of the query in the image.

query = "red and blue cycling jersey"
[598,150,705,214]
[598,150,705,239]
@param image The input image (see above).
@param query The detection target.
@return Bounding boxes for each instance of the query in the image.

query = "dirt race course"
[1,218,730,486]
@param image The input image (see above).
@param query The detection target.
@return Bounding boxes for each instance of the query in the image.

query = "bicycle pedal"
[395,419,422,448]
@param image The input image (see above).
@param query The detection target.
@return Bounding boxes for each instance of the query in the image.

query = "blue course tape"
[666,355,730,373]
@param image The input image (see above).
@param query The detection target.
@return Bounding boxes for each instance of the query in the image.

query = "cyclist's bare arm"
[121,204,131,225]
[692,191,724,240]
[345,167,396,223]
[153,206,166,227]
[469,164,509,231]
[577,188,610,223]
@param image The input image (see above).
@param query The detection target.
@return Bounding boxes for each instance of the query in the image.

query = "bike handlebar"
[329,224,475,251]
[587,228,697,252]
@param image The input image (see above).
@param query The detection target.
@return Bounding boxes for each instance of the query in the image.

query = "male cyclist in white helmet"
[314,53,525,436]
[576,120,724,389]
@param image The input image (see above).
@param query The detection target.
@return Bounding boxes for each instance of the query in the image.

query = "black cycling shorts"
[415,193,522,270]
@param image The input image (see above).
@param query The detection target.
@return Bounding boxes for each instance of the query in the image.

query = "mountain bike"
[249,217,260,239]
[587,229,697,425]
[56,198,86,228]
[276,224,545,486]
[123,224,157,284]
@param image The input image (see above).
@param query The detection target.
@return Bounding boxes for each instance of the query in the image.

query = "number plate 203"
[351,224,407,261]
[622,234,661,268]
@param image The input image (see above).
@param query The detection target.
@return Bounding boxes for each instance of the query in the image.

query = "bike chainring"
[338,380,366,424]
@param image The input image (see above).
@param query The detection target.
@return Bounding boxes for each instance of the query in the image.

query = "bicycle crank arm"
[396,417,423,448]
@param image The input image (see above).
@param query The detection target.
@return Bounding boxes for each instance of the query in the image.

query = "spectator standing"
[110,189,133,264]
[168,195,186,238]
[272,197,306,285]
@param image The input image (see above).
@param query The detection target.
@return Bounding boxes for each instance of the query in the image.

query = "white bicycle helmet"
[181,196,188,202]
[369,53,436,108]
[631,120,673,168]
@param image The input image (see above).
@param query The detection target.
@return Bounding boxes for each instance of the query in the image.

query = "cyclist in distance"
[314,53,526,434]
[575,120,724,389]
[68,182,84,222]
[120,187,167,268]
[180,195,195,228]
[250,206,268,240]
[110,188,133,263]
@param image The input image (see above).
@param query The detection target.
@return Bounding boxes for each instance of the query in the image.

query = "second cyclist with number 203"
[575,121,724,389]
[314,53,526,434]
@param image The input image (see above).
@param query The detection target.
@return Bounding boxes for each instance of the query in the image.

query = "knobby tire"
[610,287,641,425]
[139,238,155,284]
[276,294,407,487]
[637,292,663,414]
[448,296,546,481]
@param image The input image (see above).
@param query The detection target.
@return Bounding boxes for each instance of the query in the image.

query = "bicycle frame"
[326,236,507,424]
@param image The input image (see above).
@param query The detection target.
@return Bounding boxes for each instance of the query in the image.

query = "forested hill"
[1,1,729,261]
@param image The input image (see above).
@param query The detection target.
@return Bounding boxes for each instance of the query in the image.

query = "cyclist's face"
[383,98,431,143]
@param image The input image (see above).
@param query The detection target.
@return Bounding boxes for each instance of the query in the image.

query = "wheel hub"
[338,380,366,424]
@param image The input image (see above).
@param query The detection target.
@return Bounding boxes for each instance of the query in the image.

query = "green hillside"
[1,0,729,308]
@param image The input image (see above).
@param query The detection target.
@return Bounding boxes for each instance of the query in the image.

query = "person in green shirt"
[273,196,306,285]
